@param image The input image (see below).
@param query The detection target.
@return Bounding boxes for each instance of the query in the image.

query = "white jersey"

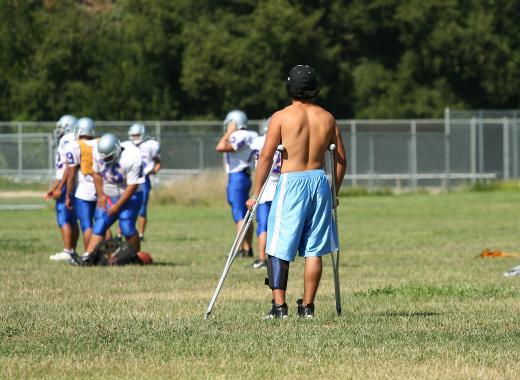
[55,132,75,180]
[250,135,281,203]
[134,138,160,175]
[93,141,145,197]
[66,139,98,202]
[225,130,258,174]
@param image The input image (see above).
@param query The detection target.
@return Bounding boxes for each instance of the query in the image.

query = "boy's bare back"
[269,101,336,173]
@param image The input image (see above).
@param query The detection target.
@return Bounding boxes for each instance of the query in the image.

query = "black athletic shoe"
[296,299,315,319]
[251,258,267,269]
[68,252,83,266]
[263,300,288,319]
[247,247,254,257]
[81,253,95,266]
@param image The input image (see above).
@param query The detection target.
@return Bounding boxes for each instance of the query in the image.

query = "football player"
[215,110,258,257]
[73,133,144,264]
[65,117,106,250]
[46,115,79,261]
[249,118,281,269]
[126,123,161,241]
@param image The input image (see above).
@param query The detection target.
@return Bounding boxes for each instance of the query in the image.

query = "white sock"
[64,248,73,254]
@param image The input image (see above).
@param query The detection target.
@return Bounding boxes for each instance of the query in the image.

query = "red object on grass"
[137,251,153,265]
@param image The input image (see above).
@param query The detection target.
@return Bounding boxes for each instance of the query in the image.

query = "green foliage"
[0,0,520,120]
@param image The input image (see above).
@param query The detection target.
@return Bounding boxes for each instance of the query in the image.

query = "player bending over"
[73,133,144,264]
[246,65,347,319]
[46,115,79,261]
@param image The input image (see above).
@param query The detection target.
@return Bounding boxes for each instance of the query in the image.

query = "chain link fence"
[1,112,517,189]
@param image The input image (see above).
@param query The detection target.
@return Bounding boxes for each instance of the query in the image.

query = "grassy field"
[1,190,520,379]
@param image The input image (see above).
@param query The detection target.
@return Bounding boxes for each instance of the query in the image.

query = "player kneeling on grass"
[71,133,144,265]
[46,114,79,261]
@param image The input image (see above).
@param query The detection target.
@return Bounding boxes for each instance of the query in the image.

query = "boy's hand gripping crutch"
[205,145,284,320]
[329,144,342,316]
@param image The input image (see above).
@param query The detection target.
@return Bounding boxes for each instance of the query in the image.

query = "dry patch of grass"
[153,169,228,206]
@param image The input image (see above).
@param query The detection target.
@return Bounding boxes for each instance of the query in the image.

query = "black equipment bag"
[91,238,139,266]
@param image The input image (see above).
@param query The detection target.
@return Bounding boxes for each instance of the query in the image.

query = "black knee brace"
[265,255,290,291]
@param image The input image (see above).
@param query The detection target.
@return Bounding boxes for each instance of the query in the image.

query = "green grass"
[0,177,48,191]
[2,191,520,378]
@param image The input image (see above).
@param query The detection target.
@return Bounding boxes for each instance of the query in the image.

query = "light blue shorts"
[266,169,338,262]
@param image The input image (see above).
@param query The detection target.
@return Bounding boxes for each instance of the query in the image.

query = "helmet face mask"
[223,110,248,131]
[128,123,146,145]
[55,115,78,140]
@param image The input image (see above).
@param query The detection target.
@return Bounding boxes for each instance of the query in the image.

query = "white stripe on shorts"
[269,174,288,255]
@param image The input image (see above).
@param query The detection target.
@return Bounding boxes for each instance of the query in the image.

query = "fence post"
[17,122,23,180]
[368,134,374,191]
[470,117,477,184]
[409,120,417,191]
[198,137,204,170]
[444,108,450,190]
[478,110,484,175]
[503,117,510,180]
[48,133,54,178]
[351,120,357,187]
[513,112,519,178]
[155,121,161,183]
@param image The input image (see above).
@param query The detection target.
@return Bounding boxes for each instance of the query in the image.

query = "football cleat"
[296,299,315,318]
[263,300,288,319]
[252,258,267,269]
[49,251,71,261]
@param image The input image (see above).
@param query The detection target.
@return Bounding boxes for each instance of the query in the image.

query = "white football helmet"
[128,123,146,145]
[223,110,248,131]
[75,117,95,139]
[97,133,121,165]
[55,115,77,139]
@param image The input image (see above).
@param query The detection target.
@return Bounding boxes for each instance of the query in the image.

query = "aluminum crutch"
[328,143,342,316]
[204,144,284,320]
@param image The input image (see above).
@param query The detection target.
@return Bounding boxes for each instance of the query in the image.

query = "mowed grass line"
[1,192,520,379]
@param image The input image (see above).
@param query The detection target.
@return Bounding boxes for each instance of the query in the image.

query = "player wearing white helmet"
[46,114,79,261]
[65,117,109,250]
[249,117,282,269]
[216,110,258,257]
[126,123,161,241]
[71,133,145,265]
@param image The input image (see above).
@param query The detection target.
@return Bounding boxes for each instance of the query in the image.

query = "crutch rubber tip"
[329,144,336,151]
